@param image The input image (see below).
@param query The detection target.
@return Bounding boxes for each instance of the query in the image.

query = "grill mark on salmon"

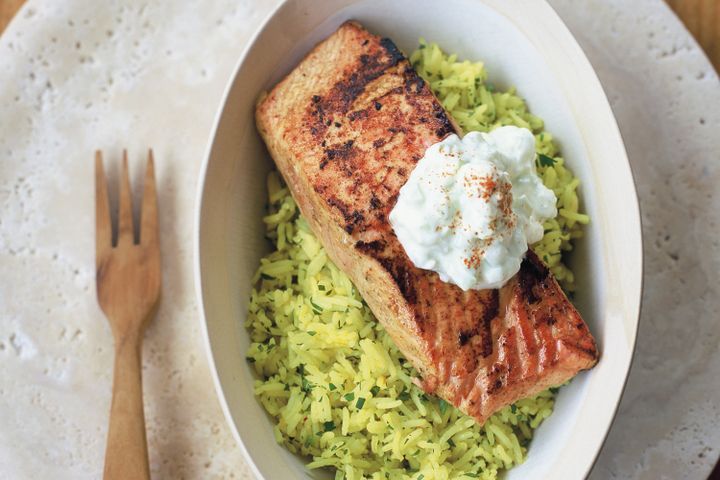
[256,21,599,425]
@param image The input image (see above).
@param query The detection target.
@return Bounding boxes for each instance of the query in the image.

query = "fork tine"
[95,151,112,259]
[140,149,159,248]
[118,150,135,246]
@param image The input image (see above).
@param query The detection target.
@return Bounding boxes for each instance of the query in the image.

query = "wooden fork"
[95,150,161,480]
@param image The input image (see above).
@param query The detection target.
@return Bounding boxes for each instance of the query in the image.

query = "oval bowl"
[194,0,643,478]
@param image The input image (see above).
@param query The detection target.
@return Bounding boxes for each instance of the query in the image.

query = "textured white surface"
[0,0,717,479]
[0,1,277,478]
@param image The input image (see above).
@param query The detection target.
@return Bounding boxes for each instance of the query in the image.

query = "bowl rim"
[192,2,289,479]
[193,1,643,478]
[535,1,645,474]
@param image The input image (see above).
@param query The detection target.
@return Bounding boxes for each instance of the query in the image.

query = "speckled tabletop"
[0,0,718,479]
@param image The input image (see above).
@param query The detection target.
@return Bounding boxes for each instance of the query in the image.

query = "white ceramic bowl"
[194,0,643,478]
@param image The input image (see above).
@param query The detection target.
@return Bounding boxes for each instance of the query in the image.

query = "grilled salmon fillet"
[256,21,598,425]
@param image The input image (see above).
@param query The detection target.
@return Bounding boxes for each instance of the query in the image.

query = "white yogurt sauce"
[389,126,557,291]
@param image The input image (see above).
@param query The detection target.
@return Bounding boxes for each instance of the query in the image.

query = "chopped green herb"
[260,273,275,280]
[538,153,556,167]
[328,383,337,391]
[370,386,380,396]
[318,284,326,291]
[355,397,366,409]
[511,404,517,413]
[439,399,449,415]
[549,387,560,394]
[417,474,425,480]
[307,331,316,336]
[344,392,355,401]
[420,394,429,402]
[296,364,313,392]
[486,82,495,92]
[464,473,480,478]
[246,357,256,363]
[448,438,456,448]
[399,391,411,401]
[310,301,323,313]
[301,377,314,393]
[323,421,336,432]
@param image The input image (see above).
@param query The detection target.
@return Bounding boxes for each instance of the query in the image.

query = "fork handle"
[103,334,151,480]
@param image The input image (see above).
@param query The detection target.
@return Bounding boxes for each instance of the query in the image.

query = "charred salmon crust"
[255,21,598,425]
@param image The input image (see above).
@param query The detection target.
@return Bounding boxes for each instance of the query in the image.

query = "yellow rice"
[410,40,588,291]
[246,42,587,479]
